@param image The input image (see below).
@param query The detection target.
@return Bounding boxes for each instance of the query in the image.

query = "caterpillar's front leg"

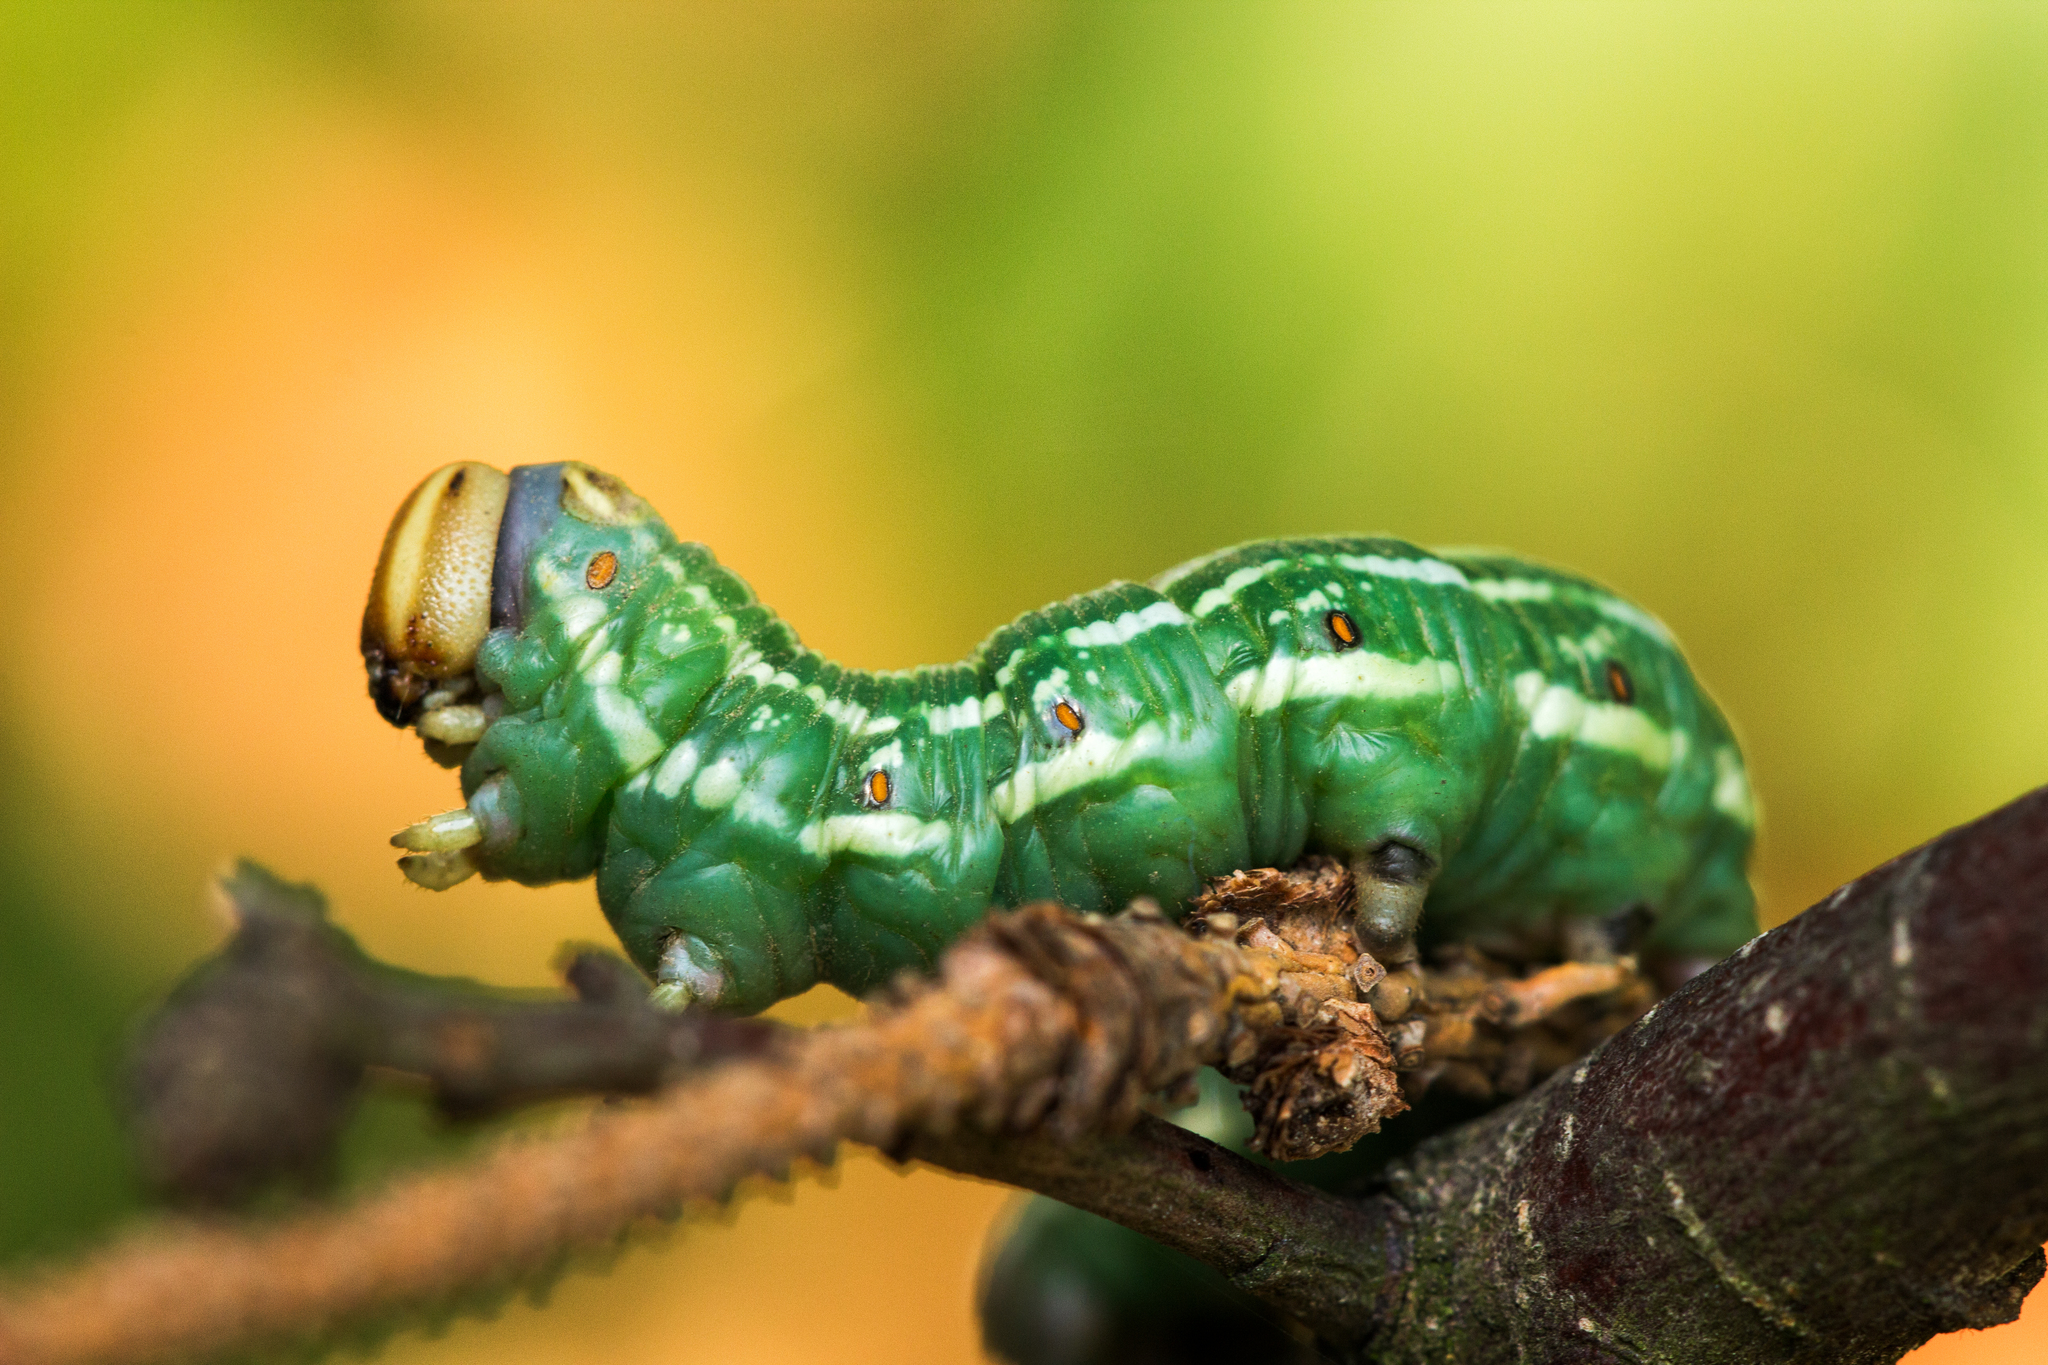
[388,769,528,891]
[391,803,488,889]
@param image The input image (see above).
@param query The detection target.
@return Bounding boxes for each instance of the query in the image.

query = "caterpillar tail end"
[398,848,480,891]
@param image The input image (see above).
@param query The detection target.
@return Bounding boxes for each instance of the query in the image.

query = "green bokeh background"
[4,5,2046,1361]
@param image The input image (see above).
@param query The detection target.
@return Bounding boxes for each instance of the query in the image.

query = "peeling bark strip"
[1366,786,2048,1363]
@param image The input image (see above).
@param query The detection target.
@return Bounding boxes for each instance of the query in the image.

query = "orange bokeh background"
[4,6,2047,1361]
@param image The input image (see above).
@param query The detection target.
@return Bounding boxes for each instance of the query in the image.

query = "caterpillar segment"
[364,463,1758,1014]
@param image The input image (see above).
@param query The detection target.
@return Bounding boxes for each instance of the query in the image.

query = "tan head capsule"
[363,462,510,724]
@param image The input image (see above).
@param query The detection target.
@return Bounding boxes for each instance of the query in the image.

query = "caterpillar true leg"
[391,808,485,890]
[398,848,480,890]
[417,704,489,745]
[387,776,516,890]
[391,808,484,853]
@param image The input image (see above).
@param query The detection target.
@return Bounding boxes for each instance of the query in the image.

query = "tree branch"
[919,1116,1406,1342]
[123,862,781,1203]
[1353,785,2048,1361]
[0,869,1409,1365]
[7,785,2044,1364]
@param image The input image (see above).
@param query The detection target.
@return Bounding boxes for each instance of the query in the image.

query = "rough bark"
[1347,786,2048,1362]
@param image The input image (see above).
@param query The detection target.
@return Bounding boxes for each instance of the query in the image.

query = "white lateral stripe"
[651,740,701,798]
[734,658,801,693]
[1336,554,1472,587]
[924,697,985,733]
[1192,560,1290,616]
[1029,667,1071,708]
[733,782,797,834]
[1061,600,1190,647]
[922,692,1005,733]
[592,688,665,771]
[799,812,954,860]
[1713,747,1757,827]
[1511,671,1675,769]
[1471,578,1556,603]
[991,723,1170,823]
[573,622,617,674]
[1552,628,1618,666]
[1222,653,1462,713]
[802,688,902,737]
[556,595,610,644]
[691,756,744,808]
[1465,568,1673,643]
[1319,556,1675,646]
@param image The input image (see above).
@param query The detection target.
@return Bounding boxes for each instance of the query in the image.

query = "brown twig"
[123,862,778,1203]
[0,882,1404,1365]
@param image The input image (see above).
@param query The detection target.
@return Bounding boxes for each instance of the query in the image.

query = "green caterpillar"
[364,461,1757,1014]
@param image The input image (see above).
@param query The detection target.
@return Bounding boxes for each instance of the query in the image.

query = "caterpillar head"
[362,461,651,726]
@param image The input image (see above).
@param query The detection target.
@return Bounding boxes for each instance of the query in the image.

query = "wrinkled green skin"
[455,495,1756,1015]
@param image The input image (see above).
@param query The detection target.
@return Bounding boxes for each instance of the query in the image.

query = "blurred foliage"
[3,4,2047,1362]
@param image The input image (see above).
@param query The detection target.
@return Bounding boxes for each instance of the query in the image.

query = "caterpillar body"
[364,462,1758,1014]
